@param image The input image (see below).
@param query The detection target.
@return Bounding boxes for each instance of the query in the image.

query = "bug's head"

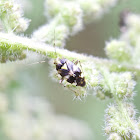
[54,58,61,70]
[76,77,86,87]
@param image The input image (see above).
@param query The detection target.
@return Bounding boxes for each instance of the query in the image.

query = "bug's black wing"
[59,69,69,77]
[67,76,76,84]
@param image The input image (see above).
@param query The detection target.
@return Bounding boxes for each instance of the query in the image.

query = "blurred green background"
[19,0,140,139]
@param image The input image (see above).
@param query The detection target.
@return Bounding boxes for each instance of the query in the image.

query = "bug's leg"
[74,60,81,66]
[71,59,75,63]
[71,59,78,65]
[74,60,79,65]
[66,86,77,94]
[76,60,84,75]
[59,77,64,84]
[59,79,81,100]
[54,73,60,80]
[61,79,77,93]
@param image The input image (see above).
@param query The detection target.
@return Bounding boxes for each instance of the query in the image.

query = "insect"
[53,30,86,88]
[54,58,86,87]
[28,31,86,89]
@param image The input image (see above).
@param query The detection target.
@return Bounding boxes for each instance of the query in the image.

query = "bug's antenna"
[27,60,46,66]
[53,29,57,58]
[27,30,57,67]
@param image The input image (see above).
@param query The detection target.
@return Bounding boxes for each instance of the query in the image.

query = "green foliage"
[1,0,140,140]
[0,0,30,33]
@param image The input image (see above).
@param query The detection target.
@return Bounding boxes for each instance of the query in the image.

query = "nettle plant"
[1,0,140,140]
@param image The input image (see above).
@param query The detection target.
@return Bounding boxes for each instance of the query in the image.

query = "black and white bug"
[52,30,86,88]
[28,31,86,90]
[54,58,86,87]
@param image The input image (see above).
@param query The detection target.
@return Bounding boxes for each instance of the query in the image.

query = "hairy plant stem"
[115,97,140,140]
[0,32,140,78]
[102,68,140,139]
[0,0,140,139]
[110,78,139,139]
